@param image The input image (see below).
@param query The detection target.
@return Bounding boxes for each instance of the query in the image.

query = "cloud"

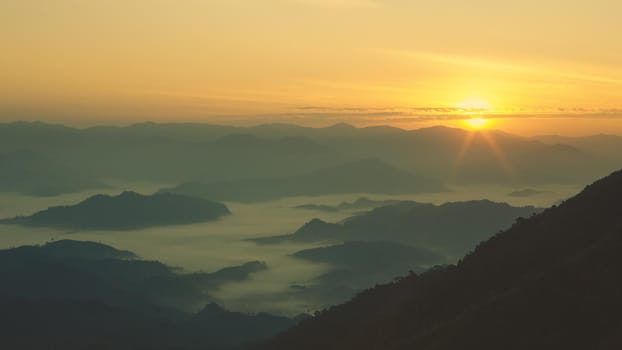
[287,106,622,124]
[382,50,622,86]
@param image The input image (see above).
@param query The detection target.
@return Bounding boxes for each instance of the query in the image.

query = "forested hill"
[259,168,622,350]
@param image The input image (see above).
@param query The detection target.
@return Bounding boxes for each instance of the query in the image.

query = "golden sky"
[2,0,621,135]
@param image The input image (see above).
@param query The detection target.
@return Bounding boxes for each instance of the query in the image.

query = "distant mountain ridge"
[0,121,616,196]
[294,197,403,212]
[1,191,230,230]
[160,158,445,202]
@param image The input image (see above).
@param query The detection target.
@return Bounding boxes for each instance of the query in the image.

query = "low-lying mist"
[0,180,580,315]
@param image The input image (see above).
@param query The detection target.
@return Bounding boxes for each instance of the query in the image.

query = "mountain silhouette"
[0,240,266,311]
[259,168,622,350]
[0,297,301,350]
[1,121,617,190]
[160,158,445,202]
[1,191,230,230]
[0,239,296,349]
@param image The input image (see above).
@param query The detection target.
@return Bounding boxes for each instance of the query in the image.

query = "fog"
[0,181,581,315]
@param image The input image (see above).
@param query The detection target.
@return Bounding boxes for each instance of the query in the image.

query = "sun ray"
[451,126,516,184]
[480,130,516,181]
[450,130,476,183]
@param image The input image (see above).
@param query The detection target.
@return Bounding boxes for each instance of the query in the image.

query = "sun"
[465,117,489,129]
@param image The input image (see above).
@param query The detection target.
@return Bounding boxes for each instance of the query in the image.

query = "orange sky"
[2,0,621,135]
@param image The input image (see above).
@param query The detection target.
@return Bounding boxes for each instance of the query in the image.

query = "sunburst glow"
[465,117,489,129]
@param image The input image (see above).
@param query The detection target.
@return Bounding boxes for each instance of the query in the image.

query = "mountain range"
[1,121,620,196]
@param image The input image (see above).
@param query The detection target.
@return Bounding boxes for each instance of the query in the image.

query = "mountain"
[368,126,593,185]
[1,191,230,230]
[0,122,348,186]
[0,150,106,196]
[0,297,301,350]
[184,302,307,349]
[0,240,266,311]
[1,122,612,195]
[253,200,541,258]
[535,134,622,161]
[259,168,622,350]
[253,218,344,244]
[294,197,403,212]
[247,123,599,185]
[0,239,300,349]
[161,158,445,202]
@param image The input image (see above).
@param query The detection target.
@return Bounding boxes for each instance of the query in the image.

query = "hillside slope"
[260,168,622,350]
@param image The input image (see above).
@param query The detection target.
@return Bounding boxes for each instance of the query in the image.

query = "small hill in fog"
[254,200,541,258]
[1,191,230,230]
[21,239,137,260]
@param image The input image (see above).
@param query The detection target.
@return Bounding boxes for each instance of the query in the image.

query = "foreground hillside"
[260,168,622,350]
[0,240,298,350]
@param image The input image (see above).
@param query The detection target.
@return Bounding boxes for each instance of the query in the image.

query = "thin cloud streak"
[382,50,622,86]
